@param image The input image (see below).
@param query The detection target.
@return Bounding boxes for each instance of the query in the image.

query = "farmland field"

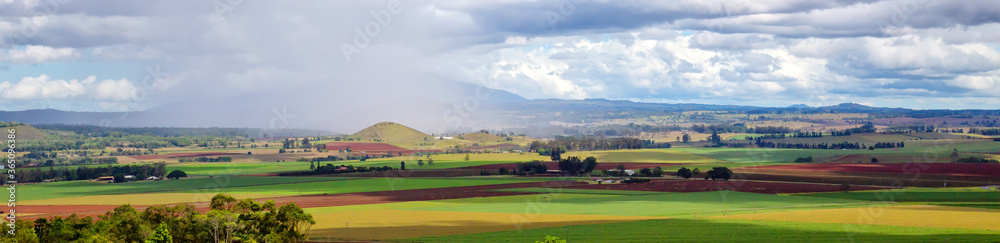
[410,218,1000,242]
[715,205,1000,230]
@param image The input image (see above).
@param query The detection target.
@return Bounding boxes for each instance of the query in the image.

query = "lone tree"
[871,157,879,163]
[400,161,406,170]
[676,167,693,179]
[166,170,187,180]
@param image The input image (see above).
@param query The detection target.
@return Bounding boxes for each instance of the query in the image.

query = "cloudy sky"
[2,0,1000,115]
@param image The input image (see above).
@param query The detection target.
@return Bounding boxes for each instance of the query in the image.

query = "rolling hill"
[350,122,433,144]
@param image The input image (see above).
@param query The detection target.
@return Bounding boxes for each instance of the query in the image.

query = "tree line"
[0,194,314,242]
[754,139,904,150]
[8,163,167,183]
[529,136,670,153]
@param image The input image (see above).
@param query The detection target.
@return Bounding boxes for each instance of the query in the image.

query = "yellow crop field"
[565,149,719,163]
[21,192,296,206]
[307,209,667,241]
[714,205,1000,230]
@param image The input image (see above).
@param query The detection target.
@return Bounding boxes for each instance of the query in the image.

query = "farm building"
[95,176,114,182]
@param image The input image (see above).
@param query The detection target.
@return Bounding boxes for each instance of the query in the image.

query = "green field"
[799,188,1000,202]
[216,177,543,195]
[564,149,720,163]
[410,218,1000,242]
[166,162,312,176]
[17,176,341,201]
[407,191,863,217]
[493,188,663,195]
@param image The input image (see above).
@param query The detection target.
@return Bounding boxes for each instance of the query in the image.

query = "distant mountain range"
[2,97,998,132]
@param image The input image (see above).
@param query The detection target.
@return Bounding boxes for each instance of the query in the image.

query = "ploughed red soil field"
[742,163,1000,177]
[130,152,246,160]
[460,162,691,170]
[325,142,442,155]
[567,179,887,194]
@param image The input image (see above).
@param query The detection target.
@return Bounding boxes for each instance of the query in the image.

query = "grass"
[798,188,1000,202]
[166,162,313,176]
[16,176,340,201]
[21,192,299,206]
[408,218,1000,242]
[716,205,1000,230]
[220,178,543,195]
[930,203,1000,210]
[307,209,664,241]
[407,191,863,217]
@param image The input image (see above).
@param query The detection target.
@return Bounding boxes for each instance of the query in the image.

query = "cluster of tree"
[690,123,750,133]
[178,156,232,163]
[279,163,394,176]
[675,167,699,179]
[871,142,904,149]
[9,162,167,184]
[704,167,733,181]
[792,131,823,138]
[744,134,786,140]
[967,119,999,127]
[755,140,902,150]
[635,167,664,177]
[530,136,659,152]
[0,121,25,127]
[17,151,118,167]
[556,156,598,176]
[793,156,813,163]
[299,155,368,163]
[885,124,936,133]
[969,128,1000,136]
[480,167,517,176]
[0,194,315,242]
[828,130,853,136]
[747,126,794,134]
[844,123,877,134]
[516,160,549,175]
[954,156,999,163]
[621,178,650,184]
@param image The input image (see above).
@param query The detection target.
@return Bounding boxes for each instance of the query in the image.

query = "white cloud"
[0,45,79,63]
[91,78,138,101]
[0,75,138,102]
